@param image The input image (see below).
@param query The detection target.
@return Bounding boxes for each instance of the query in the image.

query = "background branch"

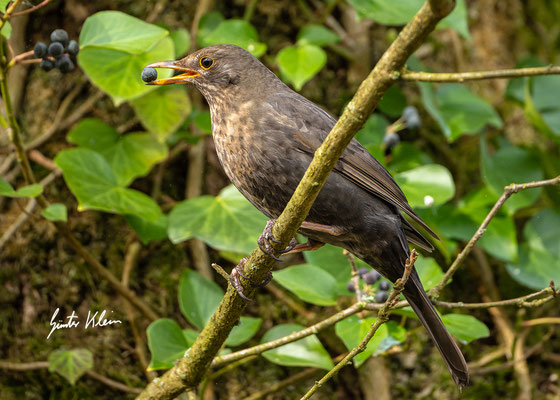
[430,176,560,297]
[400,65,560,82]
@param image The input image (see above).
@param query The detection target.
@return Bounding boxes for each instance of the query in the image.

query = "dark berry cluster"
[346,267,392,303]
[34,29,79,73]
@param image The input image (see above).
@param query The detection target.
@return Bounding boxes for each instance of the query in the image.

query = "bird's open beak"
[145,60,200,85]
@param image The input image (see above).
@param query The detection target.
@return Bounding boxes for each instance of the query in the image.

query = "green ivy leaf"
[54,148,161,220]
[478,216,517,263]
[347,0,470,38]
[436,84,503,141]
[78,11,175,105]
[146,319,197,370]
[48,348,93,385]
[0,178,42,198]
[415,257,444,290]
[355,113,388,148]
[198,18,266,57]
[274,264,338,306]
[335,316,406,367]
[388,142,432,173]
[481,140,543,214]
[395,164,455,208]
[262,324,334,370]
[131,87,191,141]
[68,119,168,186]
[303,244,352,295]
[170,28,191,57]
[42,203,68,222]
[193,110,212,134]
[297,24,340,47]
[277,44,326,90]
[1,21,11,39]
[225,317,262,347]
[125,214,168,244]
[441,314,490,344]
[377,85,407,118]
[168,185,268,253]
[506,209,560,290]
[178,269,224,330]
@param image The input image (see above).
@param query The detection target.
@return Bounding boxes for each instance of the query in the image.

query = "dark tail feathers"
[403,275,469,389]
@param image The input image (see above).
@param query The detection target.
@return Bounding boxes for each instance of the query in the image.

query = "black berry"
[141,67,158,82]
[363,270,381,285]
[66,40,79,56]
[34,42,47,58]
[48,42,64,58]
[358,267,369,277]
[375,291,389,303]
[55,56,74,73]
[379,280,391,291]
[40,59,54,72]
[346,281,356,293]
[403,106,421,130]
[383,132,400,149]
[50,29,69,46]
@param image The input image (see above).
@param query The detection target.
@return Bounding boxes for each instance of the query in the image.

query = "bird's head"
[145,44,278,103]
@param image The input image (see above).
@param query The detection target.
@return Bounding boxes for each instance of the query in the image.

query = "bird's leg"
[300,221,345,236]
[257,219,297,261]
[229,257,273,301]
[281,238,325,255]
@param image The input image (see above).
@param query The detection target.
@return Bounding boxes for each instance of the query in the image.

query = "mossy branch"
[136,1,456,399]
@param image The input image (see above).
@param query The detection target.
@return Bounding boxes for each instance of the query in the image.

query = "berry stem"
[6,50,34,68]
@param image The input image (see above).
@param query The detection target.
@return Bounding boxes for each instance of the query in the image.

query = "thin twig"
[430,176,560,298]
[265,283,315,320]
[11,0,51,17]
[0,360,142,394]
[0,170,60,249]
[122,241,157,382]
[244,368,320,400]
[521,317,560,327]
[300,250,417,399]
[211,263,230,282]
[211,302,366,368]
[344,249,362,302]
[400,65,560,82]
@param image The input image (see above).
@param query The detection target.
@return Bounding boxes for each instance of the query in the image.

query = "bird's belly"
[213,128,300,218]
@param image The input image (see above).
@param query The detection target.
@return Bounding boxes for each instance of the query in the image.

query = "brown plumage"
[146,44,469,389]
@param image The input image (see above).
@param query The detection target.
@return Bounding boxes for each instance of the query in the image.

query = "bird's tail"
[402,274,469,389]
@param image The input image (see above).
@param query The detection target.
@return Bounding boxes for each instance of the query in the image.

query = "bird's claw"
[257,219,297,260]
[229,257,273,301]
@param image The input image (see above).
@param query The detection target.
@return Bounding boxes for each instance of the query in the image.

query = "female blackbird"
[145,44,468,389]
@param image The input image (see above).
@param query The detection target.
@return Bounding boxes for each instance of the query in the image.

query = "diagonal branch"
[429,176,560,297]
[136,3,458,397]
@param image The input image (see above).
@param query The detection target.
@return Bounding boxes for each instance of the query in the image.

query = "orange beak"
[144,60,200,85]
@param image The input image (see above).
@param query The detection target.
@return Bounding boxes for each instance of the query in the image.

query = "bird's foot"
[229,257,273,301]
[257,219,297,261]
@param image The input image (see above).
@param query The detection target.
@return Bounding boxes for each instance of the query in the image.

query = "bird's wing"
[265,93,439,246]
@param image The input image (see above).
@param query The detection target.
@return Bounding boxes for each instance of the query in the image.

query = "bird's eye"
[200,56,214,69]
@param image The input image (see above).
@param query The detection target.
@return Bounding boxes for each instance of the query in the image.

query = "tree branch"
[400,65,560,82]
[429,176,560,298]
